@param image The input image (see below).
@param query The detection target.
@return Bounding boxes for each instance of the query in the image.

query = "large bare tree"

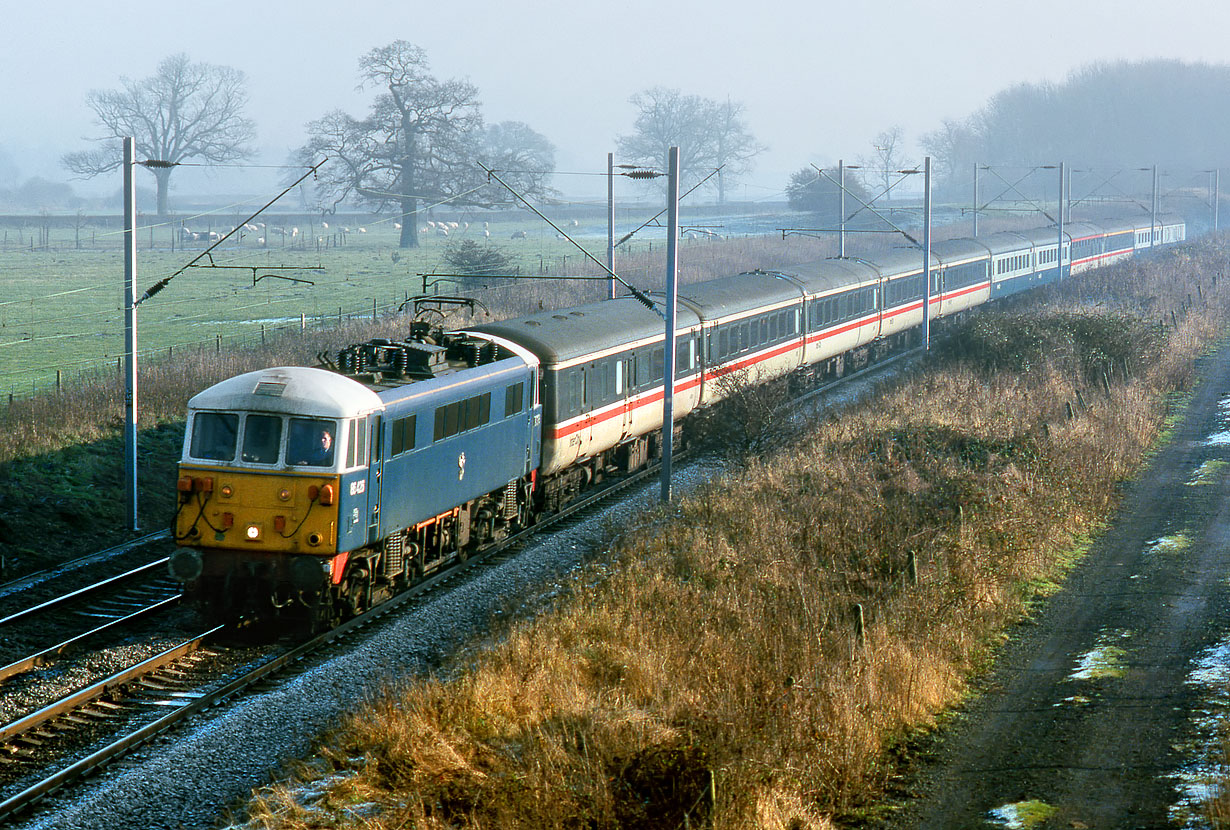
[297,41,554,248]
[617,88,764,202]
[62,54,256,216]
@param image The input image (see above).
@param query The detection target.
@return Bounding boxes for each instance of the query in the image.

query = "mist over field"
[5,0,1230,210]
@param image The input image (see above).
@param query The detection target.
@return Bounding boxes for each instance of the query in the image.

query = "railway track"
[0,346,917,824]
[0,447,674,823]
[0,558,183,684]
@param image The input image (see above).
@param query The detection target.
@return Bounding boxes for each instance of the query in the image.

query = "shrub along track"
[880,342,1230,828]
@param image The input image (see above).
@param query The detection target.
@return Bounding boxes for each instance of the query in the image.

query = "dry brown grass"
[229,237,1230,829]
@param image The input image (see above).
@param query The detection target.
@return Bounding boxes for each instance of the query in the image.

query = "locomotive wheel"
[344,567,371,618]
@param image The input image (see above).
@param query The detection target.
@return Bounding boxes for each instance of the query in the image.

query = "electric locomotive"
[170,325,540,625]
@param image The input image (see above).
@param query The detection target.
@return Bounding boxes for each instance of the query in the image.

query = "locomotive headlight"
[220,485,234,498]
[278,488,291,501]
[245,524,263,541]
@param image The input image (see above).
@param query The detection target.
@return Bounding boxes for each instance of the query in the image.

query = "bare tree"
[617,87,764,201]
[858,126,910,202]
[297,41,554,249]
[62,54,255,216]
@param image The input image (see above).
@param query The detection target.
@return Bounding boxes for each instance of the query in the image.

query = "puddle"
[1147,534,1192,556]
[1203,394,1230,447]
[1053,694,1093,708]
[1169,636,1230,827]
[987,799,1057,828]
[1189,460,1228,485]
[1068,630,1132,681]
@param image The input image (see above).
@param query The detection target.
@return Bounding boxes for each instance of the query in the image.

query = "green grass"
[0,218,660,398]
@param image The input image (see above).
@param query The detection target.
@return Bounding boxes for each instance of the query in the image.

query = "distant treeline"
[924,59,1230,195]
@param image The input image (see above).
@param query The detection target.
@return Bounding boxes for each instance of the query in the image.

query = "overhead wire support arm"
[810,165,923,248]
[982,165,1056,224]
[612,165,725,248]
[477,162,664,317]
[134,157,328,305]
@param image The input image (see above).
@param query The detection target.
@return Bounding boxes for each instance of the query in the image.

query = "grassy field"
[0,203,1060,401]
[0,218,606,398]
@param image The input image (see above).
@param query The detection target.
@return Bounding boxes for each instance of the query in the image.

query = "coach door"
[616,353,634,441]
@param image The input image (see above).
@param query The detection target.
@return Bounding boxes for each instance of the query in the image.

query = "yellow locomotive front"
[169,367,382,623]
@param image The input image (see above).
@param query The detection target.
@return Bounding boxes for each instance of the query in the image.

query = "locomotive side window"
[391,415,416,455]
[346,419,367,468]
[288,418,336,467]
[505,382,524,417]
[434,392,494,440]
[242,414,282,464]
[191,412,239,461]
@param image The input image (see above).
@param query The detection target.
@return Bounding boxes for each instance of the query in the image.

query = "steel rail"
[0,595,182,683]
[0,530,170,599]
[0,559,170,627]
[0,626,221,745]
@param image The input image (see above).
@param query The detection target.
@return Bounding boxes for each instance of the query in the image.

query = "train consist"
[170,213,1187,625]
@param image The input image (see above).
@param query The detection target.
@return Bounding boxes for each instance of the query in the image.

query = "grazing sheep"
[437,227,449,237]
[511,230,527,239]
[321,221,329,229]
[358,227,366,233]
[426,220,436,230]
[394,222,402,230]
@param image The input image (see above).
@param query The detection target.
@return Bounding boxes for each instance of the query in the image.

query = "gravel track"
[879,342,1230,829]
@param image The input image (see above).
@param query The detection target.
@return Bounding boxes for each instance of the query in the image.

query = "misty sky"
[5,0,1230,203]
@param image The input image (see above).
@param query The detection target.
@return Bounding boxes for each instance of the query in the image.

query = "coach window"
[651,347,664,382]
[191,412,239,461]
[675,339,690,376]
[241,414,282,464]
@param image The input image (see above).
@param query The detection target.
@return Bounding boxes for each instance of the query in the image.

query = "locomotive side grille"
[503,480,518,517]
[383,532,405,576]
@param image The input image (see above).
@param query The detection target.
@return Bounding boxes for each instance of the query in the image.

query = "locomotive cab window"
[241,414,282,464]
[288,418,337,467]
[190,412,239,461]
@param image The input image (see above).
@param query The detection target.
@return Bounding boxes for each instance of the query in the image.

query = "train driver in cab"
[289,419,336,467]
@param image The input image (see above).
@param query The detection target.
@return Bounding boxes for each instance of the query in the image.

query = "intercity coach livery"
[170,213,1186,626]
